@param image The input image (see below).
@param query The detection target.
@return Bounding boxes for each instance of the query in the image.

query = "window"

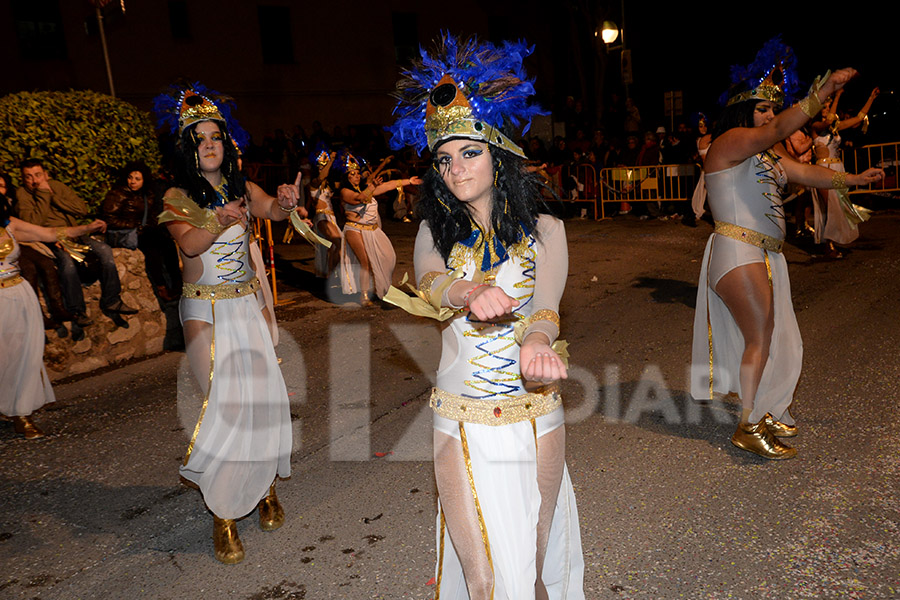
[12,0,67,60]
[258,6,294,65]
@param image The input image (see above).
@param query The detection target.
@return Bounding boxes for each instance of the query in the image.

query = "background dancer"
[154,83,302,564]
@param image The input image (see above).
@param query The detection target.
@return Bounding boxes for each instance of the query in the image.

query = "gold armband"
[513,309,561,344]
[798,72,828,118]
[831,171,848,189]
[417,271,444,305]
[56,227,67,242]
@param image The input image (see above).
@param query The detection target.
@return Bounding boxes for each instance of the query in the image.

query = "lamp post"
[89,0,125,98]
[599,1,631,100]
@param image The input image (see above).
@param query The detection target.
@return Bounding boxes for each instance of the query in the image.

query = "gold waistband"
[345,221,379,231]
[182,276,260,301]
[430,388,562,426]
[714,221,783,253]
[0,274,24,288]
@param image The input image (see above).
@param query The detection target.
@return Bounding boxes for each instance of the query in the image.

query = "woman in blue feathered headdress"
[690,38,884,460]
[334,146,421,306]
[387,33,585,599]
[151,82,307,565]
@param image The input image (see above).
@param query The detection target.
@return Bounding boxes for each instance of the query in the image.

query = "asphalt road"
[2,208,899,600]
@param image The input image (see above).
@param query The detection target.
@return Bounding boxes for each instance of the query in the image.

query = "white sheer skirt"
[340,225,396,297]
[691,234,803,423]
[0,281,54,417]
[433,416,585,599]
[179,293,291,519]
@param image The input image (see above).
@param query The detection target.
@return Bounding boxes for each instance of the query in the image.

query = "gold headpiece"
[425,74,526,158]
[726,64,787,107]
[178,90,225,133]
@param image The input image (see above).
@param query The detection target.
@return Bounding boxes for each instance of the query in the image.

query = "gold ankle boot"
[258,482,285,531]
[731,414,797,460]
[212,516,244,564]
[13,415,45,439]
[764,414,798,438]
[360,291,375,307]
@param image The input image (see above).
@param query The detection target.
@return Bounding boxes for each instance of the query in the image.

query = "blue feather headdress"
[387,33,546,157]
[151,81,250,152]
[721,36,800,108]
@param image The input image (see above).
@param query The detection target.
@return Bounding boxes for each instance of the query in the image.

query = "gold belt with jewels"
[430,388,562,426]
[182,277,260,301]
[345,221,379,231]
[714,221,783,253]
[0,275,24,288]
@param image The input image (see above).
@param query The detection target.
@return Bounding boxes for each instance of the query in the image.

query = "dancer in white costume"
[336,151,421,305]
[690,39,884,459]
[690,113,712,220]
[154,83,306,564]
[387,35,584,599]
[810,87,879,253]
[0,204,103,439]
[309,149,341,282]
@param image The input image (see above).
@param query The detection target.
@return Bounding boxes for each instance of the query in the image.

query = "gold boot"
[731,414,797,460]
[13,415,45,439]
[258,482,285,531]
[212,516,244,564]
[764,414,798,438]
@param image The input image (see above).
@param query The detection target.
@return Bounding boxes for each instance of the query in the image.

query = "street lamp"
[600,21,619,46]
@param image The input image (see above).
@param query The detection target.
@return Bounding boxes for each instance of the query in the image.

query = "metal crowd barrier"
[847,141,900,195]
[597,164,698,219]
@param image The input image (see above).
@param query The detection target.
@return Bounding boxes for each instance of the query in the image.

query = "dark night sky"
[608,3,897,136]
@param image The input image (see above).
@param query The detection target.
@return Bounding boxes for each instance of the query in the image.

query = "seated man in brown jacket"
[15,159,136,326]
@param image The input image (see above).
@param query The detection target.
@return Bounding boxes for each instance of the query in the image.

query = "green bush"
[0,90,161,213]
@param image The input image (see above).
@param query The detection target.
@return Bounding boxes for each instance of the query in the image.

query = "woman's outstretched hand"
[520,338,568,383]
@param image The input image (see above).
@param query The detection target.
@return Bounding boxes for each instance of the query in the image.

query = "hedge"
[0,90,161,213]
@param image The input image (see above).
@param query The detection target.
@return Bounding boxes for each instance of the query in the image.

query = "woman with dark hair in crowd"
[336,150,420,306]
[153,83,305,564]
[691,39,884,459]
[1,193,103,438]
[387,34,584,599]
[0,172,77,338]
[101,160,182,302]
[689,113,712,221]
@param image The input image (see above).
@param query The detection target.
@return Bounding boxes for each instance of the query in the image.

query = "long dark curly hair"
[418,142,550,261]
[173,121,246,208]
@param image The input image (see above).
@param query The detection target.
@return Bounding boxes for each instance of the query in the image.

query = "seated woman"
[336,151,420,306]
[101,161,182,302]
[1,199,104,438]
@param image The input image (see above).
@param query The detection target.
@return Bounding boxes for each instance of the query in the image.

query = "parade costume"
[690,151,801,425]
[313,193,338,279]
[387,34,584,598]
[812,131,870,245]
[154,82,292,563]
[691,37,805,459]
[339,194,395,297]
[336,151,397,299]
[0,226,53,437]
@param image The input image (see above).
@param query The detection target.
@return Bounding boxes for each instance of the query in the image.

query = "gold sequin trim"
[417,271,444,304]
[430,388,562,426]
[345,221,379,231]
[182,277,260,301]
[714,221,783,253]
[435,508,446,599]
[0,275,24,288]
[0,228,13,260]
[831,171,848,189]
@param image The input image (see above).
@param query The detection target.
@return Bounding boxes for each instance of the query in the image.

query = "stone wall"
[43,248,182,381]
